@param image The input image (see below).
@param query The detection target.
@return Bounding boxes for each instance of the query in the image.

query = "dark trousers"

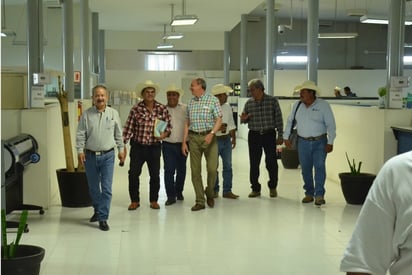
[161,141,187,200]
[248,130,278,192]
[128,142,161,203]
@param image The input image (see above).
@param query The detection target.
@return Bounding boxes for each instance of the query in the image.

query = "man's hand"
[182,142,189,156]
[78,153,86,166]
[325,144,333,153]
[284,139,292,149]
[240,112,249,122]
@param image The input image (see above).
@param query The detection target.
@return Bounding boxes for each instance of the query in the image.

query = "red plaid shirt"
[123,100,171,145]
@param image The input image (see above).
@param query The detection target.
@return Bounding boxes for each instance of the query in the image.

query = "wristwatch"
[210,130,215,135]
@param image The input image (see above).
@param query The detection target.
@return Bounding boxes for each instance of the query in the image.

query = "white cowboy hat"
[135,80,160,94]
[334,86,341,91]
[165,83,184,97]
[300,80,320,94]
[211,84,232,96]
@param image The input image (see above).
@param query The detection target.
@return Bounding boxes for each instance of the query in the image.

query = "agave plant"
[345,152,362,175]
[1,209,28,259]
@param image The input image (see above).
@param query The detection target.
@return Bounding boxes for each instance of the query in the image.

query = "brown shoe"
[213,192,219,198]
[150,201,160,209]
[191,204,205,211]
[315,196,326,206]
[248,191,261,198]
[128,202,140,210]
[302,195,314,203]
[269,188,278,198]
[223,192,239,199]
[206,198,215,208]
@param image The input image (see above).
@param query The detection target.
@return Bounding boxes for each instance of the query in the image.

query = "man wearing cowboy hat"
[334,86,342,97]
[182,78,222,211]
[123,80,171,210]
[211,84,239,199]
[283,80,336,206]
[162,83,188,206]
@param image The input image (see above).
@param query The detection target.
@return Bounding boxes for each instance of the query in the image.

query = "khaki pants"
[188,133,218,205]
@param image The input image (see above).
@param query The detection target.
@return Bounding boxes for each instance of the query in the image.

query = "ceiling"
[85,0,412,33]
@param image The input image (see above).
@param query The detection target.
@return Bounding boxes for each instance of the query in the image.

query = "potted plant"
[378,86,387,108]
[1,209,45,275]
[338,153,376,205]
[55,76,92,207]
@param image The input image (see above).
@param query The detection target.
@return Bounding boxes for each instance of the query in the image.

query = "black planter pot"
[339,172,376,205]
[1,245,45,275]
[56,169,92,207]
[281,147,300,169]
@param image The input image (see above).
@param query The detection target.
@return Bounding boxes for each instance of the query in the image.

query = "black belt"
[162,141,183,145]
[216,134,230,140]
[299,134,327,141]
[250,129,275,135]
[189,130,212,135]
[86,148,114,156]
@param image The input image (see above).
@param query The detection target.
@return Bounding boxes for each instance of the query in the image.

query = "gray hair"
[92,84,108,96]
[195,78,207,90]
[248,79,265,91]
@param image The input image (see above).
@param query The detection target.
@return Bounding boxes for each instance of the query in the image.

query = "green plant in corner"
[378,86,387,97]
[345,152,362,175]
[1,209,28,259]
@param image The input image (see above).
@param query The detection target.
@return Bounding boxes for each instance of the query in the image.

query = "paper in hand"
[154,119,167,137]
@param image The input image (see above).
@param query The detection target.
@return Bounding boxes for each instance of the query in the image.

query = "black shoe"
[176,193,184,200]
[165,199,176,206]
[89,213,98,222]
[99,221,110,231]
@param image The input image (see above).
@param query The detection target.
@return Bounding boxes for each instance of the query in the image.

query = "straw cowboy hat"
[165,83,184,97]
[300,80,320,94]
[334,86,341,91]
[135,80,160,94]
[211,84,233,96]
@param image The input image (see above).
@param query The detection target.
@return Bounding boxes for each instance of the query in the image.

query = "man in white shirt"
[211,84,239,199]
[162,84,188,206]
[340,151,412,275]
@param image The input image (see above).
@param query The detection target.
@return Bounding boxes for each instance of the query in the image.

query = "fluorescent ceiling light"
[1,29,16,37]
[156,43,174,49]
[318,32,358,39]
[360,15,412,25]
[171,15,198,26]
[162,32,184,40]
[277,56,308,64]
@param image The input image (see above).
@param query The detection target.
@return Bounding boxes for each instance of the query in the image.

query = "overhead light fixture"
[360,15,412,25]
[171,0,198,26]
[1,0,16,37]
[1,29,16,37]
[162,32,184,40]
[156,43,174,49]
[318,32,358,39]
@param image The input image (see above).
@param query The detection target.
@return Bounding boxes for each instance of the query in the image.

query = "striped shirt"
[123,100,171,145]
[186,92,222,133]
[242,94,284,138]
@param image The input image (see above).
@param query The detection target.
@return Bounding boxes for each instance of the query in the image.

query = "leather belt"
[251,129,275,135]
[299,134,327,141]
[216,134,230,140]
[189,130,211,135]
[86,148,114,156]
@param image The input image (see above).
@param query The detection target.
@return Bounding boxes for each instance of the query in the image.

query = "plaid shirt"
[187,92,222,132]
[123,100,171,145]
[242,94,283,138]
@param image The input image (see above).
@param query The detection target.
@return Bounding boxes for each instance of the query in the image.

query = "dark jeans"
[248,130,278,192]
[128,142,161,203]
[161,141,187,200]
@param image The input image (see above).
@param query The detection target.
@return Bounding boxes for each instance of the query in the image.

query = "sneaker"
[248,191,261,198]
[315,196,326,206]
[302,195,314,203]
[150,201,160,209]
[222,192,239,199]
[269,188,277,198]
[128,202,140,210]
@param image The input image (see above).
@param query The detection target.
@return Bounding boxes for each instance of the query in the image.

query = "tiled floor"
[6,139,361,275]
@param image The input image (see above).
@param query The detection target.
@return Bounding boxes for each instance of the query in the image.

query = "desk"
[391,126,412,154]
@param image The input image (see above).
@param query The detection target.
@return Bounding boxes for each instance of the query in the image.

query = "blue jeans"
[85,149,115,222]
[297,136,327,197]
[162,141,187,200]
[214,136,233,194]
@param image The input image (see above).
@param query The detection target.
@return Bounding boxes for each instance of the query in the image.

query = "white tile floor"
[6,139,362,275]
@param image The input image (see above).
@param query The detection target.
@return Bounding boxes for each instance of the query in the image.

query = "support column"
[27,0,43,108]
[223,31,230,85]
[307,0,319,83]
[63,0,74,101]
[98,30,106,84]
[265,0,275,95]
[80,0,90,98]
[92,12,99,75]
[240,14,248,97]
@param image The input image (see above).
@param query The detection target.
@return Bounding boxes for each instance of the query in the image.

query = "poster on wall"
[31,85,45,108]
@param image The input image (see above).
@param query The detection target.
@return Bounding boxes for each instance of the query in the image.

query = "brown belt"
[299,134,327,141]
[189,130,211,135]
[216,134,230,140]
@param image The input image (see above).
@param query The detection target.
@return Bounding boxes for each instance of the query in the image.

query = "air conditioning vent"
[346,9,367,17]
